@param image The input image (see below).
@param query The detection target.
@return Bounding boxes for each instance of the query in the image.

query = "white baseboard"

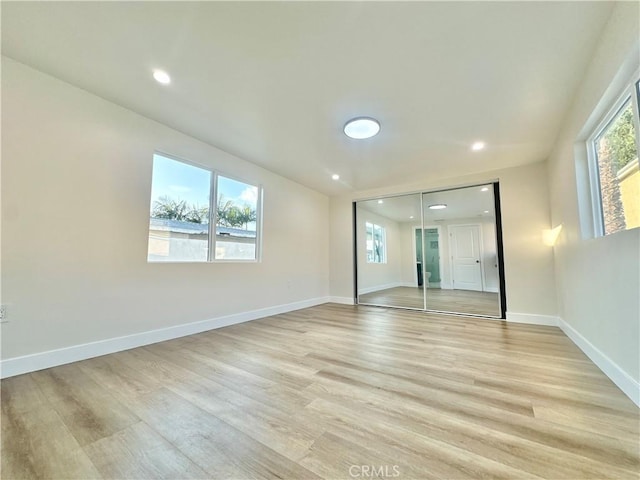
[558,317,640,407]
[484,286,499,293]
[506,312,560,326]
[329,296,355,305]
[0,296,330,379]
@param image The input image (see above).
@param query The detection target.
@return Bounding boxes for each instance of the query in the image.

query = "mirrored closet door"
[355,183,504,318]
[356,193,425,310]
[421,184,501,317]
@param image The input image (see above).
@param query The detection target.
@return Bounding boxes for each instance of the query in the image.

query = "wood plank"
[83,421,209,479]
[1,376,101,479]
[303,406,545,480]
[124,387,321,479]
[2,303,638,479]
[302,385,638,479]
[30,364,140,447]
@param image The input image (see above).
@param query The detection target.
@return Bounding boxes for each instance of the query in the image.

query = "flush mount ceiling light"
[481,187,489,192]
[471,141,486,151]
[377,199,384,204]
[428,204,447,210]
[153,69,171,85]
[331,174,340,180]
[344,117,380,139]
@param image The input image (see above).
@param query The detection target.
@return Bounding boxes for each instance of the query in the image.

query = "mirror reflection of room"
[357,193,423,310]
[356,183,501,317]
[421,185,500,317]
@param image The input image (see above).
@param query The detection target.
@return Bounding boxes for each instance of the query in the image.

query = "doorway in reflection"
[355,183,505,318]
[417,226,442,289]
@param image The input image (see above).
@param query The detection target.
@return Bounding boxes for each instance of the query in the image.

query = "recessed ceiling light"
[153,69,171,85]
[409,215,414,219]
[471,141,486,151]
[344,117,380,139]
[484,210,489,213]
[331,174,340,180]
[481,187,489,192]
[428,204,447,210]
[377,199,384,204]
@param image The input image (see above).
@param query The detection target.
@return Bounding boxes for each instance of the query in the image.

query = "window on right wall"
[587,76,640,236]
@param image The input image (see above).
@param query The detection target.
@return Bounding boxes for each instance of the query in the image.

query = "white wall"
[330,162,557,317]
[1,57,330,362]
[399,225,417,286]
[356,207,403,293]
[546,2,639,389]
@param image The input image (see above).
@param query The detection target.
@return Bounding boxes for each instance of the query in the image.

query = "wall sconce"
[542,224,563,247]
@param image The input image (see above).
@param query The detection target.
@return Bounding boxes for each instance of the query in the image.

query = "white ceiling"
[358,183,495,224]
[2,2,614,196]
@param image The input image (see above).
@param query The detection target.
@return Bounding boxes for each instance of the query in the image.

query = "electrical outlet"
[0,305,7,323]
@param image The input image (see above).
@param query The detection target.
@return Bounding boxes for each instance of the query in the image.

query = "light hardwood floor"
[2,304,638,479]
[359,286,500,317]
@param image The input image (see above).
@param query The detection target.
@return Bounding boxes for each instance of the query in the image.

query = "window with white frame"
[214,175,259,261]
[365,222,386,263]
[148,153,261,262]
[587,75,640,236]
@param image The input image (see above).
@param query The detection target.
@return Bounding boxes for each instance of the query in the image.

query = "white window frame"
[211,171,263,263]
[585,71,640,237]
[149,152,263,263]
[365,221,387,264]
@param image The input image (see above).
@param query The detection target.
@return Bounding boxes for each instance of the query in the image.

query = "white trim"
[329,296,355,305]
[0,296,330,379]
[484,286,499,293]
[558,317,640,407]
[506,312,560,326]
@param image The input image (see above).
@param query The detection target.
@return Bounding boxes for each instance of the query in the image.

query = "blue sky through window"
[217,175,258,208]
[150,154,211,209]
[150,154,258,213]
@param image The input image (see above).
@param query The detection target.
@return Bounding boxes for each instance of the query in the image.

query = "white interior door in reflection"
[450,224,483,291]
